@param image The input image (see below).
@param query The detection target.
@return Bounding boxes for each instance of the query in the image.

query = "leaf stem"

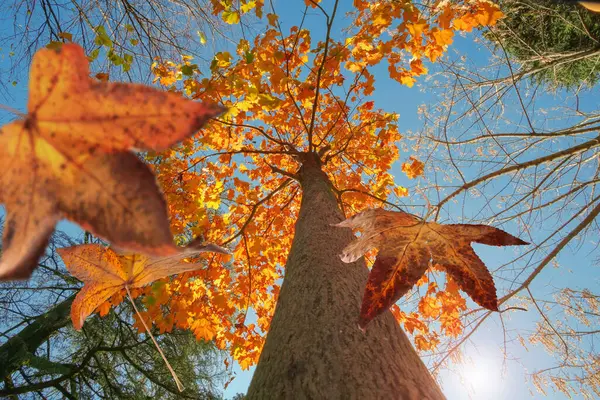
[125,285,184,392]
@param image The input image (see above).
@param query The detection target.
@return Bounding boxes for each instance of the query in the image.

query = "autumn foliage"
[0,0,508,373]
[146,0,507,363]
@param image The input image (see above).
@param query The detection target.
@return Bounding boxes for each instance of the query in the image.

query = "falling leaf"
[0,43,224,280]
[335,208,528,328]
[59,241,229,330]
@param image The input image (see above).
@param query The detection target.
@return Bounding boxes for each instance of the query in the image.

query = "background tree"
[0,0,233,91]
[410,7,600,397]
[0,225,226,399]
[484,0,600,89]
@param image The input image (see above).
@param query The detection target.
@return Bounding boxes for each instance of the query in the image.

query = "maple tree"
[0,0,518,398]
[142,0,508,397]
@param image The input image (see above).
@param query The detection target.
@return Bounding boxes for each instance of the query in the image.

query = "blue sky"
[1,1,599,399]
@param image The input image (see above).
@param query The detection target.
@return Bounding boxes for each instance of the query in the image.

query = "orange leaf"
[410,59,428,76]
[95,72,109,82]
[305,0,321,8]
[336,208,528,328]
[59,241,228,330]
[431,28,454,47]
[401,156,425,179]
[97,301,111,317]
[267,13,278,26]
[406,21,428,37]
[475,2,504,26]
[0,44,224,280]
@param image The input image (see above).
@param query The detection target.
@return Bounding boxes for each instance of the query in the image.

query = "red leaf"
[336,208,528,328]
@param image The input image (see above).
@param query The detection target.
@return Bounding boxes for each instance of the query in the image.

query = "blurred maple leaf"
[336,208,528,328]
[58,240,228,330]
[0,43,223,280]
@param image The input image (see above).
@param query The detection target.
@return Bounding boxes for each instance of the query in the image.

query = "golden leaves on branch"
[348,0,504,85]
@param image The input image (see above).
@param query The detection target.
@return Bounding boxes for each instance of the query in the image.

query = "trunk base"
[247,155,445,400]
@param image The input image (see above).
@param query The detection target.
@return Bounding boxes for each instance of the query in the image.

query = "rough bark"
[0,295,74,378]
[247,153,445,400]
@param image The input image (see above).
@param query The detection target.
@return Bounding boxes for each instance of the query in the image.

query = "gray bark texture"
[247,154,445,400]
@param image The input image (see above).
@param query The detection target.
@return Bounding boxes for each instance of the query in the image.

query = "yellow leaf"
[345,61,364,73]
[258,93,281,110]
[197,31,207,45]
[241,0,256,13]
[406,21,427,37]
[222,10,240,24]
[214,52,232,68]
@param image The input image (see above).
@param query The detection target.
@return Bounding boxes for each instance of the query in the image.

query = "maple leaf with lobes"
[0,43,223,280]
[59,240,228,330]
[336,209,528,328]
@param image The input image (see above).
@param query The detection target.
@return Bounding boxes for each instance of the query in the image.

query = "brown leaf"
[335,208,528,328]
[0,43,224,280]
[59,242,228,330]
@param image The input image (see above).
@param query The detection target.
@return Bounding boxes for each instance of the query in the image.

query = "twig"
[124,285,184,392]
[0,104,26,118]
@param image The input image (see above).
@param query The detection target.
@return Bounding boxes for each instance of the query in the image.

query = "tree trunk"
[247,153,445,399]
[0,295,74,378]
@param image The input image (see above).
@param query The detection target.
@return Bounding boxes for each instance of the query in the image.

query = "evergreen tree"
[0,230,225,399]
[487,0,600,89]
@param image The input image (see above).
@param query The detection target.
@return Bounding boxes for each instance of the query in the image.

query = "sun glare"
[461,356,502,398]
